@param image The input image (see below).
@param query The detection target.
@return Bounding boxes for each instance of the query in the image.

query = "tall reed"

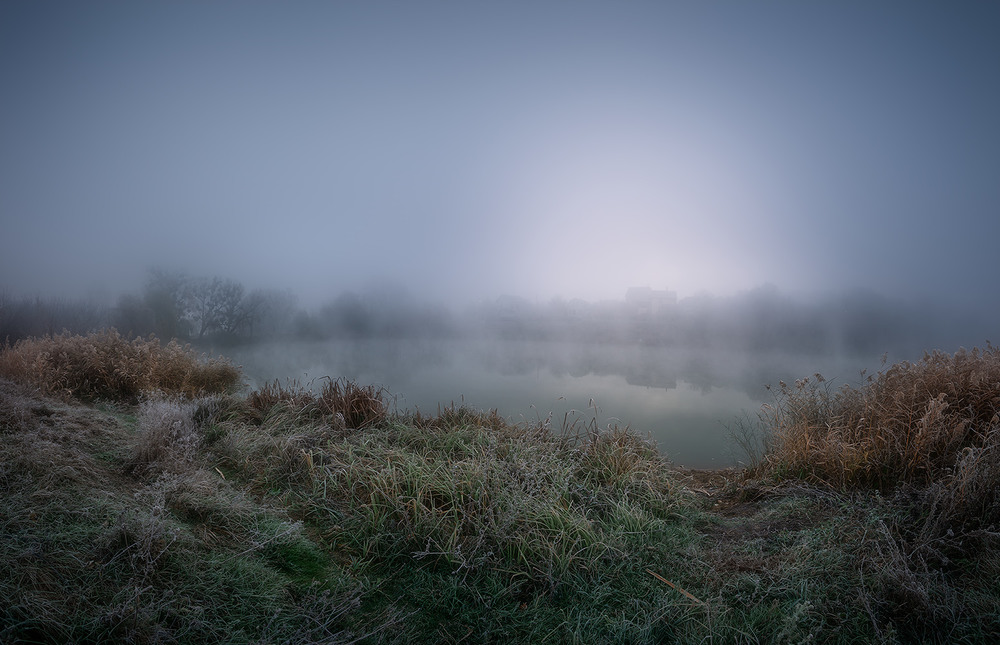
[756,346,1000,491]
[0,330,240,401]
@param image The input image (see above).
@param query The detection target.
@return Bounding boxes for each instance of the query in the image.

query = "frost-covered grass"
[1,336,999,643]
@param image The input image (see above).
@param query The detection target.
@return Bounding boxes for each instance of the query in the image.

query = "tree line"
[1,273,983,357]
[1,269,453,345]
[0,270,297,344]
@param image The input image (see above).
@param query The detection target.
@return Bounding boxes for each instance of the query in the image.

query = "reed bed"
[0,329,240,401]
[756,346,1000,490]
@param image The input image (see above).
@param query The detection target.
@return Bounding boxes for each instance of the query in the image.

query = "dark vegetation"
[1,331,999,642]
[1,270,980,357]
[469,286,971,356]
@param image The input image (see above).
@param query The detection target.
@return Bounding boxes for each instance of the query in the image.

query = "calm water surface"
[219,339,883,468]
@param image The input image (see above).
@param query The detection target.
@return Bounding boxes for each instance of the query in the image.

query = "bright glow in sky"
[2,1,998,307]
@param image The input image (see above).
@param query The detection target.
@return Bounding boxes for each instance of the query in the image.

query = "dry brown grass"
[0,330,240,402]
[246,379,315,414]
[315,377,388,429]
[758,346,1000,490]
[244,376,388,430]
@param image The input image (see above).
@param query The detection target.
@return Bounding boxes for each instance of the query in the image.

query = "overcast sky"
[2,1,998,309]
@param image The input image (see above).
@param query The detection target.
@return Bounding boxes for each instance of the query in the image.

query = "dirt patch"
[674,467,740,498]
[673,467,763,514]
[672,465,845,579]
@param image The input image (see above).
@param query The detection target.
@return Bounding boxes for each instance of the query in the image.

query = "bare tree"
[183,277,248,339]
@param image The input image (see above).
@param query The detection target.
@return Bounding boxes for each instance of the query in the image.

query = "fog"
[2,1,999,313]
[2,276,993,466]
[2,3,999,464]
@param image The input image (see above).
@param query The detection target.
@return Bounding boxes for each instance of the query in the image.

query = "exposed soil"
[673,463,844,586]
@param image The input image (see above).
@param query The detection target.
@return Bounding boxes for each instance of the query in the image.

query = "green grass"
[2,335,1000,642]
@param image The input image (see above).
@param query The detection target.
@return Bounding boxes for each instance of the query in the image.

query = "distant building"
[625,287,677,317]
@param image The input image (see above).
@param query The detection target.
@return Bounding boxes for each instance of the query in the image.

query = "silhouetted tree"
[113,293,155,338]
[143,269,187,339]
[183,277,247,339]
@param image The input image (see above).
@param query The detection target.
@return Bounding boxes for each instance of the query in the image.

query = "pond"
[215,339,884,469]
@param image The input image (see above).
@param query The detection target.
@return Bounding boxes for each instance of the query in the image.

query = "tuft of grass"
[205,393,699,638]
[315,377,389,429]
[127,399,201,477]
[242,377,388,430]
[407,403,509,433]
[246,378,315,416]
[0,329,241,402]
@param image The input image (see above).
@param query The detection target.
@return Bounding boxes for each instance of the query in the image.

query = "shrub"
[575,425,663,488]
[0,330,241,402]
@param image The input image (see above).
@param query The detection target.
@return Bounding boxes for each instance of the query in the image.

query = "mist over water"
[218,337,886,468]
[3,267,985,469]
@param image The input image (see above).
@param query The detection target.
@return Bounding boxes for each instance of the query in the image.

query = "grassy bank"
[1,332,998,643]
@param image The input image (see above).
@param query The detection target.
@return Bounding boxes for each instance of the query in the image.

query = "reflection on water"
[219,339,883,469]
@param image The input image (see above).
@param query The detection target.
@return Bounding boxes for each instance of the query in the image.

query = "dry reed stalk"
[0,330,239,401]
[317,377,388,428]
[761,347,1000,490]
[646,568,705,605]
